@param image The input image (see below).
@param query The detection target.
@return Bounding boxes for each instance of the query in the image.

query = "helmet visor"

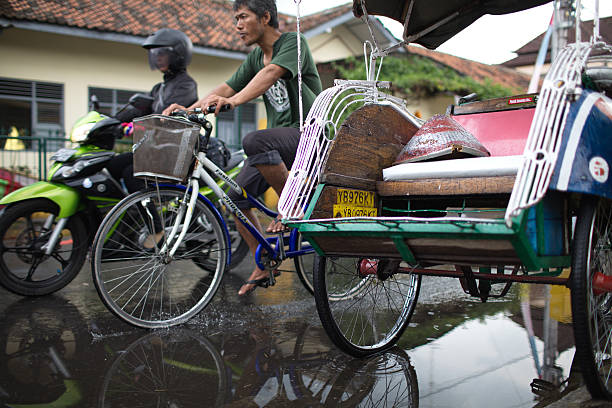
[147,46,175,71]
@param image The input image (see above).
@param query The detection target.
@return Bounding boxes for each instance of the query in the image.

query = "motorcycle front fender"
[0,181,81,219]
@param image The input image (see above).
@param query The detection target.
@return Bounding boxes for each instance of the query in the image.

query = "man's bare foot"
[238,268,281,296]
[266,216,290,234]
[267,206,306,234]
[143,231,164,249]
[238,268,269,296]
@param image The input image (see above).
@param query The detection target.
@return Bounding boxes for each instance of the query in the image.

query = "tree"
[332,55,517,101]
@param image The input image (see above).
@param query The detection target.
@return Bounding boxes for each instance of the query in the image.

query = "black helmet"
[142,28,193,72]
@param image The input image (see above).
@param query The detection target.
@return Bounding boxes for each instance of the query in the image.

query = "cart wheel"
[571,196,612,400]
[313,256,421,357]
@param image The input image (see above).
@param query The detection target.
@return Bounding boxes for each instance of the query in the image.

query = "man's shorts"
[228,127,300,209]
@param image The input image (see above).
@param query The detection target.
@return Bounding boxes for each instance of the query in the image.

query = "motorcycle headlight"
[70,122,96,143]
[52,160,87,180]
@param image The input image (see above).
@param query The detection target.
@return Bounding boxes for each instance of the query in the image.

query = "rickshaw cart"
[278,0,612,400]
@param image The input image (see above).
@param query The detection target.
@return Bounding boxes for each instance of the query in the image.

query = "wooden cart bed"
[292,98,570,271]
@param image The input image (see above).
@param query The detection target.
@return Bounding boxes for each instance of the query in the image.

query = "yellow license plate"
[333,188,377,218]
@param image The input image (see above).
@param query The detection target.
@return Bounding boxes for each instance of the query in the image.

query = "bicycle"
[89,107,362,329]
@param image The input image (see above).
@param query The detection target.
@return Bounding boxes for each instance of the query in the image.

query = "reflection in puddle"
[99,324,419,407]
[412,312,572,407]
[0,275,580,407]
[410,282,575,408]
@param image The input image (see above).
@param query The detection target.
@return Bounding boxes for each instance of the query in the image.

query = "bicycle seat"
[222,150,245,172]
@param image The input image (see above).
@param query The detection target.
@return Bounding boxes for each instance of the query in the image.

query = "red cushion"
[452,108,534,156]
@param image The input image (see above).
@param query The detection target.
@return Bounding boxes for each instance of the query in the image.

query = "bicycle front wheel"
[91,186,229,328]
[313,256,421,357]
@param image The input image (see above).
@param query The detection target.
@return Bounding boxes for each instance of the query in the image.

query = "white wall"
[0,28,244,135]
[404,94,455,119]
[308,25,365,63]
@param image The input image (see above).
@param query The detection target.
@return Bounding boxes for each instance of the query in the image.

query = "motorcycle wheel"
[0,199,88,296]
[0,296,88,404]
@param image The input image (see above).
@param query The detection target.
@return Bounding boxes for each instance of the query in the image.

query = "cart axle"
[359,259,378,277]
[401,267,570,285]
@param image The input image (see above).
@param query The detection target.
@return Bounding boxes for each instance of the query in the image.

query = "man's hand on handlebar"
[162,95,234,117]
[205,95,235,116]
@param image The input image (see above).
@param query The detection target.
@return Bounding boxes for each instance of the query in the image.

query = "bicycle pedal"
[530,378,559,396]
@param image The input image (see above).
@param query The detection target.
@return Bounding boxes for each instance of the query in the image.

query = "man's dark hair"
[233,0,279,29]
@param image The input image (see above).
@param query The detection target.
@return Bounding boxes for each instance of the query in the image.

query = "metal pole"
[552,0,575,62]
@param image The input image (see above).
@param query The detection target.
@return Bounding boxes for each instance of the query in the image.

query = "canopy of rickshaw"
[352,0,552,49]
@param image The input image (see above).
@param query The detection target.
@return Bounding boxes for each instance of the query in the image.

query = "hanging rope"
[294,0,304,132]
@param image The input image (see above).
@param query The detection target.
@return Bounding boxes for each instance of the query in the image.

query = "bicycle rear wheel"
[294,232,315,295]
[294,238,370,300]
[313,256,421,357]
[91,186,228,328]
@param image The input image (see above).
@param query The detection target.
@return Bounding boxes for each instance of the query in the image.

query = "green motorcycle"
[0,97,246,296]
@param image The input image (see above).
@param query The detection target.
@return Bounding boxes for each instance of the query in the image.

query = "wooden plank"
[321,173,377,191]
[451,93,537,115]
[309,234,521,264]
[311,235,401,258]
[376,175,516,196]
[322,104,418,187]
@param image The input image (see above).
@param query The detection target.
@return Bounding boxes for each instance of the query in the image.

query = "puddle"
[0,264,580,407]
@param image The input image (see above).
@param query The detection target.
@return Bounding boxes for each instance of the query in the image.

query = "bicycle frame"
[160,149,312,278]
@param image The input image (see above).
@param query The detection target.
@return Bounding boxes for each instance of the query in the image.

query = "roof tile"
[404,45,530,92]
[503,16,612,67]
[1,0,528,90]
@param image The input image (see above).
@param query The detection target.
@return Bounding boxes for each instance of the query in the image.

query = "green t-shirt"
[226,32,322,129]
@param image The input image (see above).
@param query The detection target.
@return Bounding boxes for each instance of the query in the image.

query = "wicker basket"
[132,114,200,182]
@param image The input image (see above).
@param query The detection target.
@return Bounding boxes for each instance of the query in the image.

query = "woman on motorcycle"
[108,28,198,248]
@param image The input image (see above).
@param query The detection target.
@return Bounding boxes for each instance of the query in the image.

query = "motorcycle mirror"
[90,95,100,111]
[128,93,154,112]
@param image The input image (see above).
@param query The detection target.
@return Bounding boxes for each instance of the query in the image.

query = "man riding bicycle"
[164,0,322,296]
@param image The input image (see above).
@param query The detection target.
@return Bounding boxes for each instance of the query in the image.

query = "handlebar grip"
[206,104,232,114]
[187,112,207,123]
[170,109,188,117]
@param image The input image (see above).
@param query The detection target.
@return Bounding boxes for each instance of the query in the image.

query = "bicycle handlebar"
[168,105,230,152]
[206,104,232,114]
[170,104,231,120]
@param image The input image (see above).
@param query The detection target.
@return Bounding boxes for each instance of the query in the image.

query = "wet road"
[0,254,605,407]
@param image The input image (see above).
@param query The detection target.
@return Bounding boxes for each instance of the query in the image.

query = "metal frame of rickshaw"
[285,0,596,286]
[278,0,612,400]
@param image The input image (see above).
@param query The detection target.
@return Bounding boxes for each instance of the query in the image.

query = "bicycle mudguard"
[0,181,81,219]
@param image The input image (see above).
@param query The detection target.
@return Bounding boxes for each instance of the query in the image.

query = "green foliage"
[333,55,517,100]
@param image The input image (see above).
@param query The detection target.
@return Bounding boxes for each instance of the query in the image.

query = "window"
[0,77,64,150]
[88,87,144,116]
[216,103,257,151]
